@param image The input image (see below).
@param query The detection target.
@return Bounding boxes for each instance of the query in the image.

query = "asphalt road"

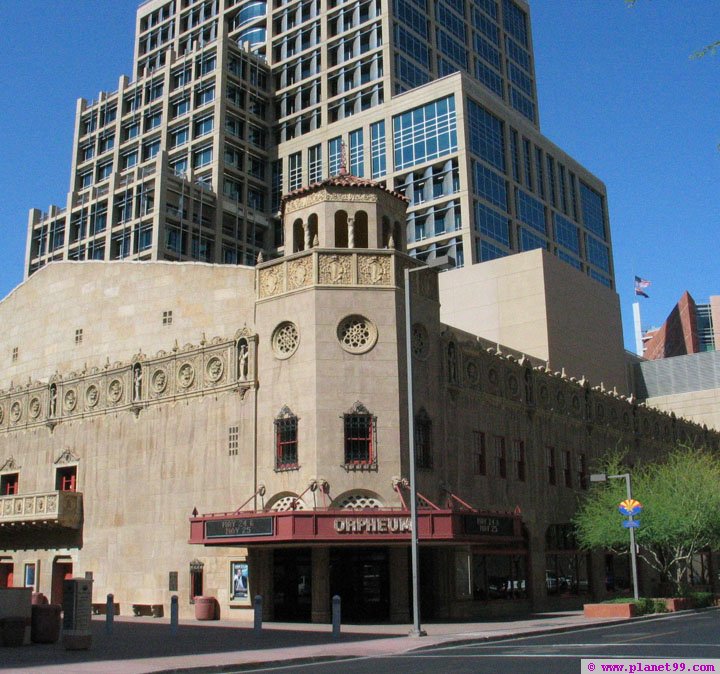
[234,611,720,674]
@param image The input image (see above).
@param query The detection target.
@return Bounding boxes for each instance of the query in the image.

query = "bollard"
[332,595,341,638]
[105,594,114,635]
[170,595,179,636]
[253,595,262,633]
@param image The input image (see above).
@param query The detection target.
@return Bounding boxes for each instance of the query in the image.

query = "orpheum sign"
[333,516,411,534]
[190,508,521,546]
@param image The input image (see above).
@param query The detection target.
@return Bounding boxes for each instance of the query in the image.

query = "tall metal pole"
[404,266,425,637]
[611,473,640,600]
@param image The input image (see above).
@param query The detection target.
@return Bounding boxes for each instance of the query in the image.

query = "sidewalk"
[0,611,638,674]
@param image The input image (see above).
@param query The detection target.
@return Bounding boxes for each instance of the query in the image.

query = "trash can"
[1,617,27,647]
[194,596,218,620]
[31,604,62,644]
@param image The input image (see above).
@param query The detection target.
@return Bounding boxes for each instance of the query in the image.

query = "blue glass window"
[479,239,507,262]
[467,99,505,171]
[473,33,501,70]
[370,120,387,178]
[515,188,546,234]
[505,36,530,71]
[519,227,546,252]
[473,162,507,211]
[557,249,582,270]
[472,9,499,45]
[474,201,510,246]
[580,181,606,240]
[546,155,556,207]
[475,60,503,97]
[438,58,459,77]
[589,269,612,288]
[395,54,430,89]
[554,213,579,254]
[436,29,468,69]
[393,95,457,170]
[509,87,535,123]
[436,3,466,41]
[393,0,428,38]
[535,147,545,199]
[509,129,519,182]
[502,0,528,47]
[474,0,498,20]
[508,62,533,97]
[329,136,342,176]
[586,236,610,273]
[349,128,364,177]
[394,24,430,67]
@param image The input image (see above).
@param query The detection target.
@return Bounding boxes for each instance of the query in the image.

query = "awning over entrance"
[189,508,523,546]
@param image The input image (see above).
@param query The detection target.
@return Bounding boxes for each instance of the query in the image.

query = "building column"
[348,216,355,248]
[389,547,410,623]
[303,221,311,250]
[249,547,274,620]
[311,547,330,623]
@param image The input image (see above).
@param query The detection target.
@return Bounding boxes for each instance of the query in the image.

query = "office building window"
[193,146,213,169]
[554,213,580,255]
[349,128,364,177]
[472,162,507,211]
[343,403,376,467]
[194,115,214,138]
[474,201,510,246]
[503,0,528,47]
[393,95,457,171]
[513,439,525,481]
[11,347,18,363]
[467,99,505,171]
[328,136,342,176]
[393,23,430,67]
[289,152,302,191]
[308,144,322,184]
[75,328,83,345]
[586,236,610,273]
[275,407,299,470]
[580,181,606,240]
[515,188,546,234]
[143,139,161,161]
[162,310,173,326]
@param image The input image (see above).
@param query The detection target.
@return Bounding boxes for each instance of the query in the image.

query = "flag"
[634,276,650,298]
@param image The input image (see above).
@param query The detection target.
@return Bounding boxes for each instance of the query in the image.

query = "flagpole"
[633,302,643,357]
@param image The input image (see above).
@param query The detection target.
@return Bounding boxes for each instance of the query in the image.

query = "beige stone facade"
[3,181,717,622]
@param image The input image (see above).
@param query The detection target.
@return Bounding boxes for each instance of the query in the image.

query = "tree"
[573,446,720,595]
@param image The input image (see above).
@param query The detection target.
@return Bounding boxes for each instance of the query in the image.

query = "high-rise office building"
[25,0,615,293]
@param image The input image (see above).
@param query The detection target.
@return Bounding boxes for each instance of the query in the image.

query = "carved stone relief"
[287,256,313,290]
[319,254,352,285]
[259,266,283,298]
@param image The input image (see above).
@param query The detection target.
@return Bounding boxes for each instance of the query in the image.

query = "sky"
[0,0,718,351]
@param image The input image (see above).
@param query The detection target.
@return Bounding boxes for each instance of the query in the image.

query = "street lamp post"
[404,255,453,638]
[590,472,640,600]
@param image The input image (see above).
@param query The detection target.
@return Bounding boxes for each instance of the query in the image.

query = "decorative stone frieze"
[318,254,352,285]
[0,331,257,433]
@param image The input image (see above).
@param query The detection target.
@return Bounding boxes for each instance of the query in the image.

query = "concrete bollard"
[105,594,114,635]
[332,595,341,638]
[253,595,262,633]
[170,595,179,636]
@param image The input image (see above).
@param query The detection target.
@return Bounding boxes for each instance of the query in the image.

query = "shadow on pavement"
[0,619,396,671]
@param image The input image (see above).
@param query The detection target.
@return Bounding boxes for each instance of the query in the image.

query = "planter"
[31,604,61,644]
[194,596,219,621]
[665,597,693,612]
[1,617,28,647]
[583,603,637,618]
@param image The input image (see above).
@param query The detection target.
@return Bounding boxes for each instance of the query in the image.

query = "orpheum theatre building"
[1,177,717,622]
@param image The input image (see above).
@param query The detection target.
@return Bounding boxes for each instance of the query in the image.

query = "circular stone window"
[272,321,300,359]
[337,315,378,354]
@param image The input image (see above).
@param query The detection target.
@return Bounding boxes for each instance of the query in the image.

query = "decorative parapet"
[0,490,82,529]
[257,249,424,300]
[0,328,258,433]
[438,330,720,450]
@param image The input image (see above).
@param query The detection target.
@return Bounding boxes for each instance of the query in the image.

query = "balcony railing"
[0,491,82,530]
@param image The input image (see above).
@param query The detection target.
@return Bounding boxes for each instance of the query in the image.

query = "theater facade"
[1,178,717,621]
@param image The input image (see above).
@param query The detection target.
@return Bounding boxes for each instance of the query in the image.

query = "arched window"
[334,211,348,248]
[293,218,305,252]
[354,210,368,248]
[307,213,318,247]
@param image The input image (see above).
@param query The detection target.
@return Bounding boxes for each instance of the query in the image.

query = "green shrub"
[688,592,713,608]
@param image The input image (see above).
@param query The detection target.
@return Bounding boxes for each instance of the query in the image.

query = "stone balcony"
[0,491,82,530]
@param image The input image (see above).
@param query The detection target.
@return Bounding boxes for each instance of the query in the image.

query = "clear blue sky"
[0,1,717,351]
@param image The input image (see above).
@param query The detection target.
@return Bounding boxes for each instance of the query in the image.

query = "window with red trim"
[55,466,77,492]
[1,473,18,496]
[275,408,299,470]
[343,403,376,467]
